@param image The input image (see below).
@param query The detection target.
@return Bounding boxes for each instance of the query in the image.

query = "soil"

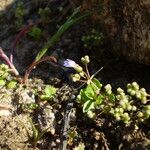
[0,0,150,150]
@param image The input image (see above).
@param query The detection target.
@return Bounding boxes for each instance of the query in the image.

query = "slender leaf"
[35,7,90,61]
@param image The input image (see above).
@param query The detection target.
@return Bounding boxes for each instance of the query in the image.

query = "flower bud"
[141,98,147,104]
[137,111,143,118]
[134,125,139,130]
[87,111,96,119]
[109,108,114,114]
[126,103,132,111]
[71,74,80,82]
[75,65,83,73]
[81,55,90,64]
[117,88,124,94]
[127,83,131,89]
[140,88,146,92]
[132,82,139,90]
[119,108,124,114]
[119,98,128,106]
[79,72,85,78]
[104,84,112,95]
[122,113,130,123]
[114,113,121,121]
[76,94,81,102]
[115,108,120,113]
[127,88,132,94]
[135,91,142,99]
[132,106,137,111]
[140,90,147,97]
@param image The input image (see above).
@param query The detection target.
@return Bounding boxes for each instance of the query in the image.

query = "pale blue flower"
[63,59,83,72]
[63,59,77,68]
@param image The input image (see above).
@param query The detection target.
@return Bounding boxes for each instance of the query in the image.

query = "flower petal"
[63,59,77,68]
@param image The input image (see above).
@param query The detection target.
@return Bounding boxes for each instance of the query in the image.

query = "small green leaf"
[28,103,39,110]
[83,100,95,113]
[29,119,39,141]
[41,85,57,100]
[79,88,91,102]
[95,95,104,105]
[1,72,9,78]
[40,95,52,100]
[90,82,99,92]
[91,78,102,89]
[45,85,57,96]
[85,85,95,99]
[0,79,6,86]
[108,93,115,103]
[28,27,42,39]
[7,80,17,89]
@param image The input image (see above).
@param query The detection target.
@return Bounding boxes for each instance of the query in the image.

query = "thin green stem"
[79,79,87,83]
[93,66,103,77]
[85,64,90,79]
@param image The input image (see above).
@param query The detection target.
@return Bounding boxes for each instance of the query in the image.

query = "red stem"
[10,21,34,63]
[23,56,57,83]
[0,47,19,76]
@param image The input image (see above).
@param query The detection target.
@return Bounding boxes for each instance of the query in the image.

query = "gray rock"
[79,0,150,65]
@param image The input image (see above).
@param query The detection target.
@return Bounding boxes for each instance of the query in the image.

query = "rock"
[0,87,15,116]
[37,104,56,135]
[73,0,150,65]
[0,0,14,11]
[0,114,33,150]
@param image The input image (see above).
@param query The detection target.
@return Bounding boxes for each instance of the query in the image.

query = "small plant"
[108,83,150,124]
[28,26,42,39]
[38,7,51,23]
[14,2,25,28]
[74,143,85,150]
[0,63,18,88]
[40,85,57,101]
[68,129,78,146]
[28,118,50,148]
[81,29,103,50]
[63,56,150,125]
[7,80,18,89]
[21,103,39,112]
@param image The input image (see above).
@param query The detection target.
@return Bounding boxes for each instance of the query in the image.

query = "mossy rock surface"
[74,0,150,65]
